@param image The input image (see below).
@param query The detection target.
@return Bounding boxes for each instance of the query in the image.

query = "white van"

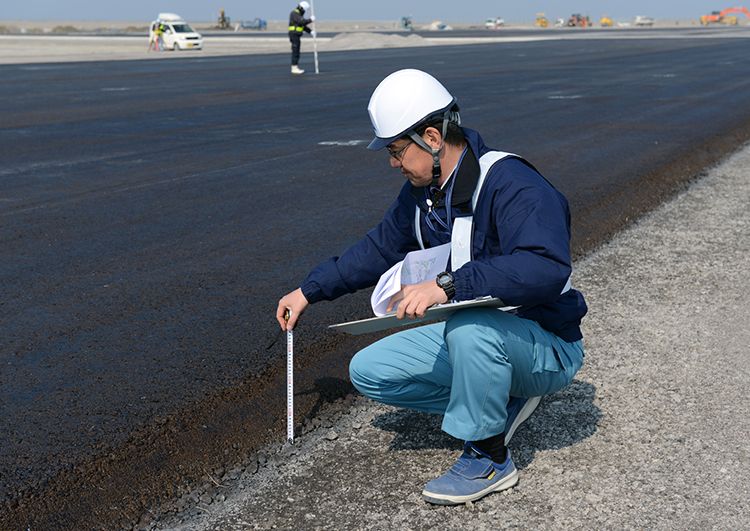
[150,13,203,51]
[633,15,655,27]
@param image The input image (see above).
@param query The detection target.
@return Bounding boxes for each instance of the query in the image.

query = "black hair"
[409,103,465,146]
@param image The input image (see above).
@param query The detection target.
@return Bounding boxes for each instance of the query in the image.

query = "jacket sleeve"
[290,11,313,31]
[300,183,420,303]
[451,159,573,307]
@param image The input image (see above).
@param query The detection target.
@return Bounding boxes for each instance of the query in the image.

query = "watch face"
[437,272,454,287]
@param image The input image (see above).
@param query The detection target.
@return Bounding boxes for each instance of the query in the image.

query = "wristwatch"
[436,271,456,301]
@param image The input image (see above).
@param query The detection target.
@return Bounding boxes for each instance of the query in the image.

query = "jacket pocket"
[472,230,486,256]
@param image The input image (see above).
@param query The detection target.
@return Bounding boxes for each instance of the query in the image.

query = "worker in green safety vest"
[288,1,315,75]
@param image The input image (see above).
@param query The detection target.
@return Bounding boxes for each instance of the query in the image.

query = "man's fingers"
[276,302,296,330]
[402,298,418,319]
[405,297,433,319]
[276,306,288,330]
[387,291,404,313]
[395,298,407,319]
[416,300,431,318]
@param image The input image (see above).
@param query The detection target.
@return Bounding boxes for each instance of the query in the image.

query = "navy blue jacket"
[288,8,312,35]
[300,128,587,342]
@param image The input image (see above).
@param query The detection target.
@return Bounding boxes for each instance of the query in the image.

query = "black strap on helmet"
[407,108,461,187]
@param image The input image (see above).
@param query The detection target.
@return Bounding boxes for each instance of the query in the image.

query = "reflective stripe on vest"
[289,25,304,32]
[415,150,572,295]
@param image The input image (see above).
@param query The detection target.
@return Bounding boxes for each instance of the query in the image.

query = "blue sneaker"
[422,442,518,505]
[505,395,541,443]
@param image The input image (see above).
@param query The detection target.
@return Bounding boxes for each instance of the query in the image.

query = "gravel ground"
[147,142,750,529]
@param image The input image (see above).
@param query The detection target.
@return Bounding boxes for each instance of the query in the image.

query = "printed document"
[370,243,451,316]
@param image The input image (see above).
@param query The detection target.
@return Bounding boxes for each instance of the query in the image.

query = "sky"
[2,1,728,23]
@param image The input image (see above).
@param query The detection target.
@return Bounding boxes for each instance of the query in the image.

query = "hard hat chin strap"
[408,131,442,187]
[408,111,454,187]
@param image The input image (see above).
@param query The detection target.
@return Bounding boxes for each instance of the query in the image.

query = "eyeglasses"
[386,141,412,161]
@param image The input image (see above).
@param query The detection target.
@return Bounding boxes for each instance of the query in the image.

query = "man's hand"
[386,279,448,319]
[276,288,309,331]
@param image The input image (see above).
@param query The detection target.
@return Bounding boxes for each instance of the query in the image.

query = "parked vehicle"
[428,20,453,31]
[235,18,268,31]
[485,17,505,29]
[150,13,203,50]
[634,15,655,26]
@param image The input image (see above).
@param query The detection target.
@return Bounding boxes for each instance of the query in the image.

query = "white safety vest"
[415,151,572,295]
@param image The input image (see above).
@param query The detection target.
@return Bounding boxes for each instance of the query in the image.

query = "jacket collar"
[409,128,485,214]
[449,144,479,212]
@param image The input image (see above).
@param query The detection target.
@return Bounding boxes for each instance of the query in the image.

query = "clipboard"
[328,297,518,335]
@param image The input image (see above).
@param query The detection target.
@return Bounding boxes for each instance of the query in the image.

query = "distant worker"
[154,22,166,52]
[288,1,315,74]
[276,69,587,505]
[148,22,160,51]
[159,22,170,48]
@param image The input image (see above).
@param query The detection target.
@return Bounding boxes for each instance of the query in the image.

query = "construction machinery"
[600,15,614,27]
[700,6,750,25]
[217,9,231,29]
[400,16,413,31]
[565,13,591,28]
[535,13,549,28]
[567,14,592,27]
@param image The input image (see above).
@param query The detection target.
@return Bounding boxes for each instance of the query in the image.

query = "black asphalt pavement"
[2,34,750,528]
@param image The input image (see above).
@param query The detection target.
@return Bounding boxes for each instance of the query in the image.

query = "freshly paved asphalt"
[2,32,750,528]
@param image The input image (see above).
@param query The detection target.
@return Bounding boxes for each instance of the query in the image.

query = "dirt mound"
[324,32,429,51]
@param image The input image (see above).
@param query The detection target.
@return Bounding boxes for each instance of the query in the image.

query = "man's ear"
[423,127,443,150]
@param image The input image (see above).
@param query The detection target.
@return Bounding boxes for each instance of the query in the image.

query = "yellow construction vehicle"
[535,13,549,27]
[600,15,614,27]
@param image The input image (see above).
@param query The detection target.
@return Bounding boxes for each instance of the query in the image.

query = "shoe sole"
[505,396,541,444]
[421,469,519,506]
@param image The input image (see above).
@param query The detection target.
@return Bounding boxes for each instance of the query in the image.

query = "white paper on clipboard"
[370,243,451,317]
[328,297,519,336]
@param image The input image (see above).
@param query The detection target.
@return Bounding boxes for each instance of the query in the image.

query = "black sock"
[472,433,506,463]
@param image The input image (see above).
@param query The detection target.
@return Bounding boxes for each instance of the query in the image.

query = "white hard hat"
[367,69,457,150]
[299,1,310,10]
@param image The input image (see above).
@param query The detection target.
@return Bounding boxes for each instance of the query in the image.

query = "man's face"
[386,137,434,188]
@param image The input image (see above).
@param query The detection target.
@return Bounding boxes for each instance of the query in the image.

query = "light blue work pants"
[349,308,584,441]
